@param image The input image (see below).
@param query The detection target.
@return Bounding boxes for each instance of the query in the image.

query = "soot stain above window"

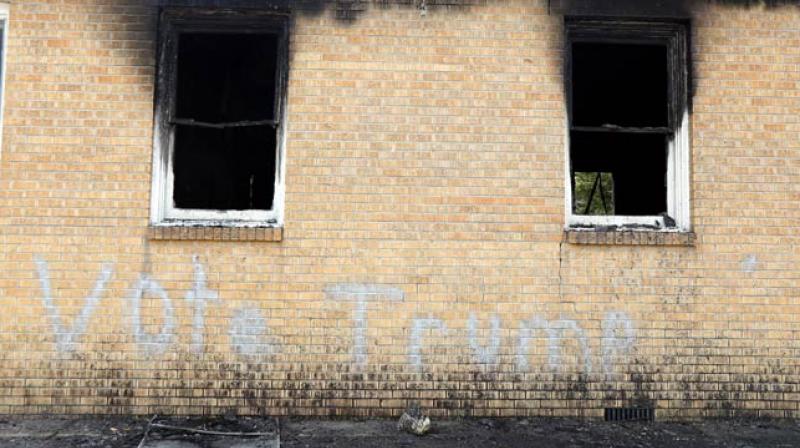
[565,21,686,222]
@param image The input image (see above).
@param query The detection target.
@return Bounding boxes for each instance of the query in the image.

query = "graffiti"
[517,316,556,371]
[516,316,592,373]
[34,256,638,373]
[409,317,448,370]
[35,258,113,353]
[186,255,220,354]
[324,283,404,366]
[467,313,501,366]
[324,283,405,302]
[128,275,175,355]
[741,254,758,273]
[556,318,592,374]
[601,311,636,375]
[229,305,275,357]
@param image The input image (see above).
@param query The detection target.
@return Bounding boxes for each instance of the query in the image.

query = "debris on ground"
[3,416,800,447]
[137,415,279,448]
[396,403,431,436]
[282,418,800,447]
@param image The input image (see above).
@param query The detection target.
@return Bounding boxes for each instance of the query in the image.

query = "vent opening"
[604,407,654,422]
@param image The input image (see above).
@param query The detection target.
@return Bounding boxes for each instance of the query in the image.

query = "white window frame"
[150,9,289,228]
[564,19,691,232]
[0,3,9,161]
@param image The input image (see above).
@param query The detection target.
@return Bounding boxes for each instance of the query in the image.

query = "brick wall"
[0,0,799,418]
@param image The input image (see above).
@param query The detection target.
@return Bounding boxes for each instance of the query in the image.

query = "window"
[0,3,9,159]
[565,19,690,231]
[150,10,289,227]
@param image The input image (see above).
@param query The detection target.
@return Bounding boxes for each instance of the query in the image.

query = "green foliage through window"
[574,172,615,215]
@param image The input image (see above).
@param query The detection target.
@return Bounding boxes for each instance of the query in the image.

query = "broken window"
[566,20,690,230]
[0,4,8,153]
[151,10,289,226]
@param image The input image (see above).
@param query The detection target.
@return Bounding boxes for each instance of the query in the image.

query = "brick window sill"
[147,225,283,242]
[564,229,695,246]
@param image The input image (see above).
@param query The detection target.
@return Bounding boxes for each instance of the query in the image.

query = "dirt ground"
[1,415,800,447]
[282,418,800,448]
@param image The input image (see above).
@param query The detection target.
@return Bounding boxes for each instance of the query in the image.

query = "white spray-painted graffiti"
[34,257,637,373]
[517,316,555,371]
[129,274,175,355]
[35,258,113,353]
[186,255,220,354]
[741,254,758,274]
[229,305,275,357]
[409,317,448,371]
[324,283,405,366]
[601,311,636,375]
[468,313,501,366]
[516,316,591,373]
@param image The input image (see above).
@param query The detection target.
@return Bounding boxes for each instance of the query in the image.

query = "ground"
[1,415,800,447]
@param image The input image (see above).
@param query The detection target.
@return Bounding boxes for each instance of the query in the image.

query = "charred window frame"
[150,9,289,227]
[0,3,9,160]
[565,19,690,231]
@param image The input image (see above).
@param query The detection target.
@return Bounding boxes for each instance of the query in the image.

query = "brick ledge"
[147,225,282,242]
[564,230,695,246]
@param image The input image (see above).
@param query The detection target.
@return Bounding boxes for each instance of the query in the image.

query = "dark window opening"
[171,32,281,211]
[176,33,278,124]
[571,132,667,216]
[173,125,276,210]
[569,38,672,217]
[571,43,668,128]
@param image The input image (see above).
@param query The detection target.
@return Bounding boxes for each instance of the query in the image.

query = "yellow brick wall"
[0,0,798,418]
